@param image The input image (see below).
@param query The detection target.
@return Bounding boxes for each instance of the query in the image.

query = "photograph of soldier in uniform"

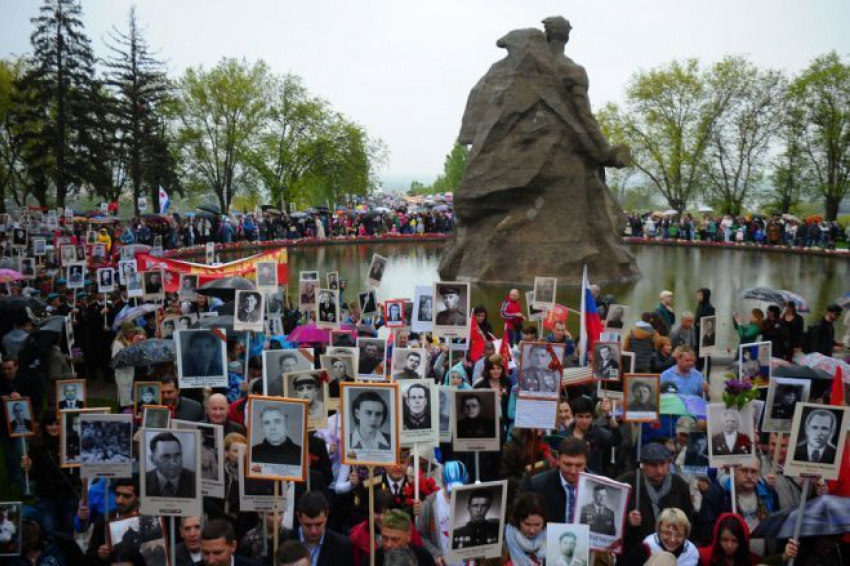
[604,304,629,330]
[320,354,355,399]
[256,262,278,290]
[357,337,386,380]
[453,390,499,452]
[592,343,620,381]
[546,523,590,566]
[578,484,617,535]
[763,377,811,433]
[133,382,161,416]
[448,480,507,560]
[179,273,199,300]
[391,348,427,380]
[366,254,387,287]
[359,290,378,315]
[341,383,399,466]
[247,396,307,481]
[142,270,164,299]
[299,281,316,310]
[518,342,564,399]
[574,473,629,552]
[283,371,328,429]
[784,404,849,481]
[262,349,313,397]
[533,277,557,309]
[707,403,755,467]
[433,282,470,335]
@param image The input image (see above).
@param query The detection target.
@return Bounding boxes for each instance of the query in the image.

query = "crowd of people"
[0,209,847,566]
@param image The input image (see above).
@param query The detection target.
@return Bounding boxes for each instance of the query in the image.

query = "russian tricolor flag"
[158,186,170,214]
[578,266,603,366]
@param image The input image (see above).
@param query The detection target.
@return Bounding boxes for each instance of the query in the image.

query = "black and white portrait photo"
[234,290,265,332]
[574,473,630,552]
[320,354,355,403]
[283,370,329,429]
[326,271,339,290]
[604,304,629,330]
[400,380,439,445]
[265,289,284,315]
[341,383,399,466]
[126,271,143,298]
[784,404,849,481]
[699,315,717,355]
[546,523,590,566]
[5,398,35,438]
[391,348,427,381]
[32,238,46,256]
[96,268,114,293]
[19,258,35,278]
[357,337,387,380]
[55,379,86,412]
[623,374,659,423]
[453,390,499,452]
[366,254,387,287]
[160,317,177,339]
[60,408,109,468]
[236,443,275,512]
[438,386,453,443]
[433,282,470,335]
[384,299,405,329]
[525,291,544,322]
[247,396,307,481]
[133,381,162,416]
[173,420,225,498]
[118,259,137,284]
[518,342,564,399]
[411,285,433,333]
[86,230,98,245]
[205,242,215,265]
[66,262,85,289]
[60,244,77,265]
[0,502,22,557]
[316,289,339,329]
[256,262,278,290]
[142,406,171,429]
[140,428,202,516]
[108,515,168,566]
[91,244,107,263]
[707,403,755,467]
[120,245,135,260]
[142,270,164,300]
[738,341,771,387]
[175,329,228,388]
[358,290,377,315]
[682,432,710,473]
[12,227,27,248]
[330,330,356,347]
[533,276,557,309]
[179,273,199,300]
[262,349,313,397]
[298,280,316,310]
[763,377,811,433]
[592,342,620,381]
[448,480,507,561]
[78,413,133,478]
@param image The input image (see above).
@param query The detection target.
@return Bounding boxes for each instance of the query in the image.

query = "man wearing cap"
[373,509,435,565]
[451,489,500,549]
[291,373,325,421]
[618,441,694,541]
[435,286,465,326]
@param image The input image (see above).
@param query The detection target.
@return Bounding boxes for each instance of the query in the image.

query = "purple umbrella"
[287,323,355,345]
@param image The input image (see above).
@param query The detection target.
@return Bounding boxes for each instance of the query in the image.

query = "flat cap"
[640,442,671,463]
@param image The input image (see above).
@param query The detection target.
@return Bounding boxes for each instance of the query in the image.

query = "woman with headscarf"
[416,461,469,566]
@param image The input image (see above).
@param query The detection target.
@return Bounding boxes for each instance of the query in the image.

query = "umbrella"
[192,315,239,337]
[287,323,355,345]
[751,495,850,539]
[289,212,308,219]
[794,353,850,380]
[111,338,176,368]
[37,316,66,334]
[781,213,802,223]
[111,303,159,330]
[697,205,713,213]
[740,287,787,305]
[198,204,221,215]
[0,269,23,283]
[196,277,256,300]
[0,295,47,316]
[373,207,391,213]
[777,290,809,313]
[661,209,679,217]
[660,394,706,418]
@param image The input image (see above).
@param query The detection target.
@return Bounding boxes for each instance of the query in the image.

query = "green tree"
[0,58,28,211]
[175,58,269,211]
[431,143,468,194]
[703,57,786,215]
[762,105,816,214]
[787,51,850,220]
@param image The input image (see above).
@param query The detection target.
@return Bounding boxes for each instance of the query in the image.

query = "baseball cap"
[675,416,697,434]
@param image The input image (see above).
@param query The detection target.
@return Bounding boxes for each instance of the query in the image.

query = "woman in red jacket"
[698,513,758,566]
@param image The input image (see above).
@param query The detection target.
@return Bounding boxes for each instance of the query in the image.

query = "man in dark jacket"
[281,492,354,565]
[161,376,204,422]
[524,437,588,524]
[805,304,842,355]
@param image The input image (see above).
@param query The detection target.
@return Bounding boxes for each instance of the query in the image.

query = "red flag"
[469,314,486,363]
[830,366,845,407]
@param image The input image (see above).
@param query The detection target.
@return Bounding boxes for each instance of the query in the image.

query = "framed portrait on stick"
[79,413,133,479]
[234,289,265,332]
[699,315,717,356]
[762,377,811,433]
[316,289,340,330]
[546,523,590,566]
[262,349,314,397]
[411,285,433,333]
[356,337,387,381]
[140,428,202,517]
[283,370,329,430]
[532,277,557,310]
[738,341,771,387]
[452,389,499,452]
[320,354,355,409]
[246,396,308,482]
[432,282,470,336]
[783,403,849,481]
[175,329,228,388]
[447,480,508,562]
[255,262,278,291]
[707,403,755,468]
[517,341,565,399]
[237,443,275,512]
[399,379,439,445]
[573,473,631,554]
[173,420,225,498]
[55,379,86,412]
[341,382,400,466]
[5,398,36,439]
[142,406,171,429]
[108,514,168,565]
[60,407,110,468]
[592,342,621,382]
[179,273,199,300]
[622,374,659,423]
[366,254,387,287]
[133,381,161,417]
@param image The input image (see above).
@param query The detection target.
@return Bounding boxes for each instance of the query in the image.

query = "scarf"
[504,524,545,566]
[644,473,672,520]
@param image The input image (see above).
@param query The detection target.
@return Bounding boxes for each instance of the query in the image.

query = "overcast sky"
[2,0,848,187]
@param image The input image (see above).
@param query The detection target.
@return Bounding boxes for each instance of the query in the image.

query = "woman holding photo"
[502,492,547,566]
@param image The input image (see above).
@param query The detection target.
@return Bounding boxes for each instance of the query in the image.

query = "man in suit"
[145,432,197,498]
[58,385,84,410]
[525,437,588,524]
[579,484,616,535]
[327,357,354,397]
[711,408,752,456]
[8,402,32,435]
[593,344,619,380]
[251,404,302,466]
[281,492,354,565]
[200,519,260,566]
[794,408,838,464]
[181,331,224,378]
[160,376,205,422]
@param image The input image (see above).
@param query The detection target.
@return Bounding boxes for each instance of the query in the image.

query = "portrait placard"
[330,330,356,347]
[205,242,215,265]
[66,262,86,289]
[96,268,115,293]
[526,291,544,322]
[762,377,812,433]
[783,403,849,481]
[234,289,265,332]
[91,243,107,264]
[384,299,405,329]
[159,316,177,340]
[574,473,630,554]
[178,273,199,301]
[447,480,507,562]
[592,342,621,382]
[283,370,329,430]
[366,254,387,287]
[513,398,558,430]
[399,379,439,445]
[262,349,314,397]
[298,280,316,311]
[438,386,454,443]
[19,257,35,278]
[622,374,660,423]
[5,397,36,438]
[320,354,355,409]
[326,271,339,290]
[126,271,143,298]
[237,443,275,512]
[255,262,278,291]
[32,238,46,256]
[546,523,590,566]
[598,352,634,400]
[532,277,557,310]
[140,427,202,516]
[108,514,168,564]
[142,270,165,300]
[358,290,378,315]
[356,337,387,380]
[175,329,228,388]
[133,381,162,417]
[411,285,433,333]
[118,259,137,285]
[518,341,565,399]
[432,281,470,337]
[55,379,86,413]
[60,407,110,468]
[142,406,171,429]
[340,382,400,466]
[79,413,133,479]
[391,348,428,381]
[246,396,308,482]
[738,341,771,387]
[699,315,718,356]
[452,389,499,452]
[316,289,340,329]
[681,431,710,475]
[707,402,755,467]
[60,245,78,264]
[604,304,630,330]
[0,502,22,556]
[173,420,225,498]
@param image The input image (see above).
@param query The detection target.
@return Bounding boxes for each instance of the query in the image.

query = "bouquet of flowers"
[723,376,759,409]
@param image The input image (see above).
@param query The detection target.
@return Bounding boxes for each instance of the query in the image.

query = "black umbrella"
[192,315,240,337]
[773,364,835,399]
[214,301,235,316]
[197,204,221,215]
[196,277,256,300]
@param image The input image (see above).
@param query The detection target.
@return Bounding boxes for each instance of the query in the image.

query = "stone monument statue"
[439,17,640,286]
